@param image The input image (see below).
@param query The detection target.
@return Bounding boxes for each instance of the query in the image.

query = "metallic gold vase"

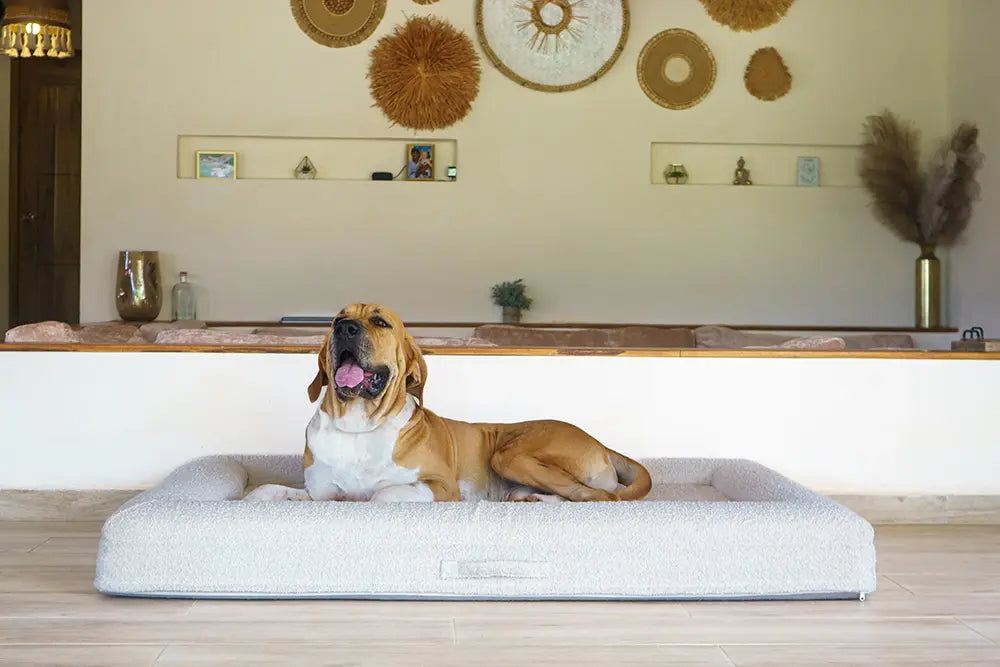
[115,250,162,321]
[915,244,940,329]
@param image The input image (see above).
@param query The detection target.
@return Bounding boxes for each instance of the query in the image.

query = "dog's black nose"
[334,318,361,338]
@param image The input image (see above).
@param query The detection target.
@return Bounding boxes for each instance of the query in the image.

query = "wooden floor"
[0,522,998,666]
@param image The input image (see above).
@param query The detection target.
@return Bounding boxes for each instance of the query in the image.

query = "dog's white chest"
[304,397,418,501]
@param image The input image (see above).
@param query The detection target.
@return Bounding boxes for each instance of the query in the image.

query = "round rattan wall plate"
[475,0,630,93]
[290,0,387,48]
[637,29,716,110]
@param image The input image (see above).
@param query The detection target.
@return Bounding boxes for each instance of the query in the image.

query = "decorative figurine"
[664,163,689,184]
[295,156,317,179]
[733,156,752,185]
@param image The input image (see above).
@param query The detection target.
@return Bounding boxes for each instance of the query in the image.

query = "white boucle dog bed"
[94,456,876,600]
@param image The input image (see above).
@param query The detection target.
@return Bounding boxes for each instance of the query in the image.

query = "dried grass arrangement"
[699,0,795,32]
[859,111,984,246]
[368,16,481,131]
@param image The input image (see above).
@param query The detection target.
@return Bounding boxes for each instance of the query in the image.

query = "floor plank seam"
[26,537,54,553]
[718,645,738,665]
[956,618,999,645]
[882,574,916,596]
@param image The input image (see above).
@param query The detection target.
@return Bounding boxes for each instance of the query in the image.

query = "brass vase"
[115,250,162,321]
[915,244,940,329]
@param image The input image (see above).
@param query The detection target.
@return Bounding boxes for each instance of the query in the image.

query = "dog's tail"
[609,450,652,501]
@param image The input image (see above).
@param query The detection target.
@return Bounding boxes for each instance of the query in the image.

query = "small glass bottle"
[171,271,197,321]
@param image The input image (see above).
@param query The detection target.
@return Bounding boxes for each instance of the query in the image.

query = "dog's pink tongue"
[334,361,365,388]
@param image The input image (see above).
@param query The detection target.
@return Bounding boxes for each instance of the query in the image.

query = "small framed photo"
[405,143,434,181]
[797,156,820,187]
[196,151,237,179]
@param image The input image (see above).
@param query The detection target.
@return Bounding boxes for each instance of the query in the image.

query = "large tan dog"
[245,303,651,503]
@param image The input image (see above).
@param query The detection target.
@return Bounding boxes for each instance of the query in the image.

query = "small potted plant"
[490,279,533,324]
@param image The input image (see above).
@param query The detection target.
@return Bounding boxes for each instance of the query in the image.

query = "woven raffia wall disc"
[699,0,795,32]
[368,16,481,131]
[412,0,439,4]
[290,0,387,48]
[745,47,791,101]
[637,29,716,110]
[475,0,629,93]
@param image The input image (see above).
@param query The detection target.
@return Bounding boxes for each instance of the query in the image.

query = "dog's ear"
[403,333,427,405]
[307,334,330,403]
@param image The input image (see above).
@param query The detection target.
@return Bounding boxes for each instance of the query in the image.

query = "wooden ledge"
[208,320,960,334]
[2,343,999,360]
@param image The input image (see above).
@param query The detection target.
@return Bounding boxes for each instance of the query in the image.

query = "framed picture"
[797,156,820,187]
[196,151,237,179]
[405,143,434,181]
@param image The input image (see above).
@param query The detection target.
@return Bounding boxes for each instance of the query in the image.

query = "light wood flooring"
[0,522,998,666]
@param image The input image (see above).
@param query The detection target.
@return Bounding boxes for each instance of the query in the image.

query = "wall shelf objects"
[650,141,861,188]
[177,135,458,182]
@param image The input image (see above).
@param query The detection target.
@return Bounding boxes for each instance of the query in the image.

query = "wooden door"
[9,54,82,326]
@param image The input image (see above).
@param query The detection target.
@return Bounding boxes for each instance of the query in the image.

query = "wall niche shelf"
[177,135,458,182]
[650,141,860,188]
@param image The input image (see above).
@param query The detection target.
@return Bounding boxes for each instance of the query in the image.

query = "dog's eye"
[370,316,390,328]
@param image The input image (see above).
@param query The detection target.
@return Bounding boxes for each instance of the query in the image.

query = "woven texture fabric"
[95,456,876,600]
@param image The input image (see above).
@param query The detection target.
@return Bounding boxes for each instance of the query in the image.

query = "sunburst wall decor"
[368,16,481,131]
[699,0,795,32]
[476,0,629,92]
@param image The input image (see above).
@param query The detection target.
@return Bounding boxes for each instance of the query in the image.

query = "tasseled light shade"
[1,1,74,58]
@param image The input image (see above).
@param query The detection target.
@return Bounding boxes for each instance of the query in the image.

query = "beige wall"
[0,57,9,334]
[80,0,950,324]
[949,0,1000,335]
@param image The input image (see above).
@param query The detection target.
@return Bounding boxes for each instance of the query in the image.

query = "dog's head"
[308,303,426,422]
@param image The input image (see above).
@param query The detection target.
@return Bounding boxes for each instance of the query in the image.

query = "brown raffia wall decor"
[745,47,791,101]
[290,0,387,48]
[368,16,481,131]
[412,0,439,4]
[637,29,716,110]
[699,0,795,32]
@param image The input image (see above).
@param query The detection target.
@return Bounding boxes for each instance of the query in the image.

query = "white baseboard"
[0,490,141,521]
[2,490,999,524]
[831,495,1000,525]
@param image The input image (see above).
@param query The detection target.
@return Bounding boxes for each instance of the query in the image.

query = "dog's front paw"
[504,487,564,503]
[243,484,310,502]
